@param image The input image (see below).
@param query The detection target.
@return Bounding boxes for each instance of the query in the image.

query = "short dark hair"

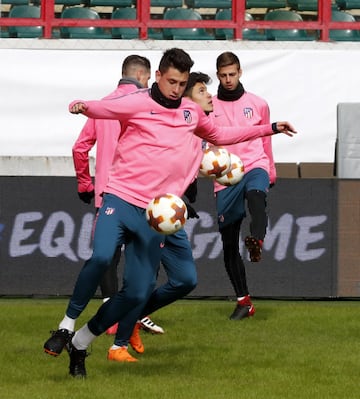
[122,55,151,76]
[184,72,211,97]
[216,51,241,71]
[158,48,194,74]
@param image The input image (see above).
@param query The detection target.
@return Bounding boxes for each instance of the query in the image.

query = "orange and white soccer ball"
[216,153,245,186]
[199,146,231,178]
[145,193,188,235]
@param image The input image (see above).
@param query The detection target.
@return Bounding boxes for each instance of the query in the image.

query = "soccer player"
[212,51,278,320]
[45,48,296,378]
[71,54,163,337]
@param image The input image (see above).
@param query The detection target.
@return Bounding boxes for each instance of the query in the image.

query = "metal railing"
[0,0,359,41]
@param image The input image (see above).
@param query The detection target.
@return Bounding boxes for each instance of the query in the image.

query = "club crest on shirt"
[183,110,192,124]
[104,207,115,216]
[243,107,253,119]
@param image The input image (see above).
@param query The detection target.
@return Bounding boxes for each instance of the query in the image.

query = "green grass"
[0,298,359,399]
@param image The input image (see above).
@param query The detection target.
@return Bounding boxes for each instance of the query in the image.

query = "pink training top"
[69,89,275,209]
[72,83,139,208]
[212,91,276,193]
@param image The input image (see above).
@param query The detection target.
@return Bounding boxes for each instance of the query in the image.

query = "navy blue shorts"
[216,168,269,229]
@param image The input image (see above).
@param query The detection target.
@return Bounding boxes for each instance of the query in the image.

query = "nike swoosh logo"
[214,114,222,118]
[150,111,159,115]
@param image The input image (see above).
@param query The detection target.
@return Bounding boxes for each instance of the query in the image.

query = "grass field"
[0,298,359,399]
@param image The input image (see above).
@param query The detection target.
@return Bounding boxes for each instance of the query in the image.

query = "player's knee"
[125,282,157,306]
[86,252,114,276]
[246,189,267,212]
[174,269,197,293]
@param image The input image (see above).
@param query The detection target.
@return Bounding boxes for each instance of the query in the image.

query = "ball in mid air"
[216,153,245,186]
[199,146,231,178]
[146,193,188,235]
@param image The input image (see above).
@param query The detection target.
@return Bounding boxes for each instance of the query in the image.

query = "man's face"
[156,67,189,100]
[188,82,213,113]
[216,64,242,91]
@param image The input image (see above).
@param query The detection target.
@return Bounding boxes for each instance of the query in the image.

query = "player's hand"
[184,179,198,203]
[70,102,87,114]
[274,122,297,137]
[185,202,199,219]
[78,190,95,204]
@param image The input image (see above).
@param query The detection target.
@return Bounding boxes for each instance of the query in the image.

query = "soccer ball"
[145,193,188,235]
[216,153,245,186]
[199,146,231,178]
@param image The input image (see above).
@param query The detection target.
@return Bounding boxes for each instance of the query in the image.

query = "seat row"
[2,0,360,11]
[2,4,360,41]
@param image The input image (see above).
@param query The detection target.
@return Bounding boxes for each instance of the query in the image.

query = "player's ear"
[155,70,161,82]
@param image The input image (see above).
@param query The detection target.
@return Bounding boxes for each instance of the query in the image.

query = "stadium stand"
[163,7,215,40]
[1,0,360,41]
[60,6,112,38]
[264,9,318,40]
[330,9,360,40]
[215,9,266,40]
[8,4,43,38]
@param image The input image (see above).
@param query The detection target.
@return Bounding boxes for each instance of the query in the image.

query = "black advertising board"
[0,177,337,298]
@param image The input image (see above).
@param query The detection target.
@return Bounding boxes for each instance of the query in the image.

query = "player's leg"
[244,168,270,262]
[107,229,196,362]
[70,204,163,369]
[99,245,121,335]
[100,245,120,300]
[216,180,255,320]
[140,228,197,317]
[43,194,126,357]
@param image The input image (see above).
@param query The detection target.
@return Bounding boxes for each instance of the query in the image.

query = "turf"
[0,298,359,399]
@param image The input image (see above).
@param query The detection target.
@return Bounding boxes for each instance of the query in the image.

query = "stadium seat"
[111,7,163,39]
[330,10,360,41]
[1,0,28,5]
[150,0,183,6]
[287,0,319,11]
[131,0,183,7]
[336,0,360,10]
[246,0,287,10]
[185,0,232,9]
[264,9,317,40]
[111,7,138,38]
[215,9,266,40]
[60,7,112,38]
[32,0,86,6]
[88,0,133,7]
[8,5,43,38]
[163,7,215,40]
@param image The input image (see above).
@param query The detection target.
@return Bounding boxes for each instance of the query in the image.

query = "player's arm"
[195,107,296,145]
[72,118,96,204]
[261,104,277,185]
[69,95,138,120]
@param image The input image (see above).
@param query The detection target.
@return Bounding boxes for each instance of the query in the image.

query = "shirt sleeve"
[194,106,274,145]
[72,118,96,193]
[260,102,277,184]
[70,95,136,120]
